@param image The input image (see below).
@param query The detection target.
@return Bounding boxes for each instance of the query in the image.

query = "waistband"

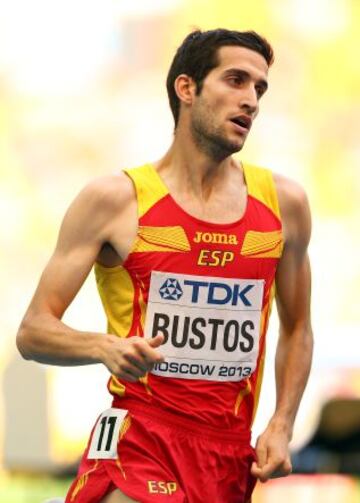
[112,398,252,443]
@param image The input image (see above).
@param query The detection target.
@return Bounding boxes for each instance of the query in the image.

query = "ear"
[174,74,197,106]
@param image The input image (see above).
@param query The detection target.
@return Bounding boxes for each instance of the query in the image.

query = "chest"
[124,195,283,287]
[170,185,247,225]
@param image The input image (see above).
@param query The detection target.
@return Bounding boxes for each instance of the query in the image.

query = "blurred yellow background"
[1,0,360,501]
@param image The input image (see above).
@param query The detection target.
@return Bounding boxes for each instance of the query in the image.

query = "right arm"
[16,175,164,381]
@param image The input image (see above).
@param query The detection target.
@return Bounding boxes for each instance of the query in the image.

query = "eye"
[228,76,244,86]
[255,86,266,98]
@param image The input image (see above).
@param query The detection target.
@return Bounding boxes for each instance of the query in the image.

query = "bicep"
[275,185,312,332]
[28,242,98,320]
[275,246,311,333]
[24,185,108,320]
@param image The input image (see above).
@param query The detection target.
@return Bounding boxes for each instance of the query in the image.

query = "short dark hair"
[166,28,274,127]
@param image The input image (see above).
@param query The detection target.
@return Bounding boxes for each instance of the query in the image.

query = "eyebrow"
[223,68,268,92]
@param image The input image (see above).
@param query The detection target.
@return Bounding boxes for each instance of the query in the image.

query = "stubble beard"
[190,101,243,161]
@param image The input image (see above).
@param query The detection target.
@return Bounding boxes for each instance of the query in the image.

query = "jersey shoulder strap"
[243,163,281,220]
[124,164,168,218]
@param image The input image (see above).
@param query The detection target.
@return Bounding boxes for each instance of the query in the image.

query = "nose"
[239,83,258,113]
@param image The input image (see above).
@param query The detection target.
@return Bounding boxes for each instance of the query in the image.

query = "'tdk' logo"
[159,278,183,300]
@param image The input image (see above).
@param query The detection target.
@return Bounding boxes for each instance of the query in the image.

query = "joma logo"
[193,231,238,245]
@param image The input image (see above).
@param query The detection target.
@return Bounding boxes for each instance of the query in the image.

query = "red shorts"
[65,403,257,503]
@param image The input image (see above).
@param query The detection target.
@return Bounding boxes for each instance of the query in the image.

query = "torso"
[94,161,284,431]
[96,161,281,268]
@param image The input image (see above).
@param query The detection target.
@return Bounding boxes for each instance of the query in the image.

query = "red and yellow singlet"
[94,163,283,435]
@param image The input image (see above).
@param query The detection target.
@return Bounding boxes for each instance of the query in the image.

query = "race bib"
[144,271,264,382]
[87,408,128,459]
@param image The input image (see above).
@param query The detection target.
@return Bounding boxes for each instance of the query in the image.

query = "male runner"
[17,29,313,503]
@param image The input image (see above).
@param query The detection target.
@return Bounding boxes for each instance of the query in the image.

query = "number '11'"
[97,416,117,451]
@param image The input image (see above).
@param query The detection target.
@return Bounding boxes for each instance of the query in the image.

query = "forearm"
[270,323,313,437]
[17,312,106,366]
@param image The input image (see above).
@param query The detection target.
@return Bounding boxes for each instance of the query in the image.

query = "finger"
[131,337,164,364]
[147,334,165,348]
[124,353,149,373]
[251,466,270,483]
[141,338,165,363]
[120,369,138,382]
[252,465,271,482]
[250,461,261,478]
[121,363,146,379]
[275,459,292,477]
[255,441,267,469]
[284,458,292,473]
[251,460,270,481]
[256,460,282,482]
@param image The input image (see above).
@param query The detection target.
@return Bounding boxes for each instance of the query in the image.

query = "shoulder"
[59,171,135,243]
[77,171,134,212]
[272,173,311,246]
[273,173,309,214]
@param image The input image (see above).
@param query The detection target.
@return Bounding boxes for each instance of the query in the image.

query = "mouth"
[229,115,252,135]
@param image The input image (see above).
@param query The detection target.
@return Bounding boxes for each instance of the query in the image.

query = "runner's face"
[190,46,269,159]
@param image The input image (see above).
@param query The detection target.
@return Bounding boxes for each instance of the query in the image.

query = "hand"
[100,334,165,382]
[250,420,292,483]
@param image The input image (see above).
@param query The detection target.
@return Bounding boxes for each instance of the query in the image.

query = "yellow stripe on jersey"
[124,164,169,218]
[139,374,152,395]
[241,229,283,258]
[138,275,147,334]
[70,460,99,501]
[117,416,132,479]
[243,164,281,220]
[119,415,132,440]
[109,376,126,398]
[132,225,191,253]
[234,379,252,416]
[251,348,266,426]
[251,282,277,425]
[116,457,127,480]
[94,264,135,338]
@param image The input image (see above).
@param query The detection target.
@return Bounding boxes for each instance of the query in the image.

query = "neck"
[155,123,241,200]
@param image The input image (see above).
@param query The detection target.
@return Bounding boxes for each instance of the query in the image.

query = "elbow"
[303,323,314,354]
[300,323,314,364]
[305,322,314,348]
[16,321,34,361]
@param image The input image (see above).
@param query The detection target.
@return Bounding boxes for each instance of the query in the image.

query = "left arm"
[251,176,314,482]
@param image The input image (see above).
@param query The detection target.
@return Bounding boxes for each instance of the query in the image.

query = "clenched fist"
[100,334,165,382]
